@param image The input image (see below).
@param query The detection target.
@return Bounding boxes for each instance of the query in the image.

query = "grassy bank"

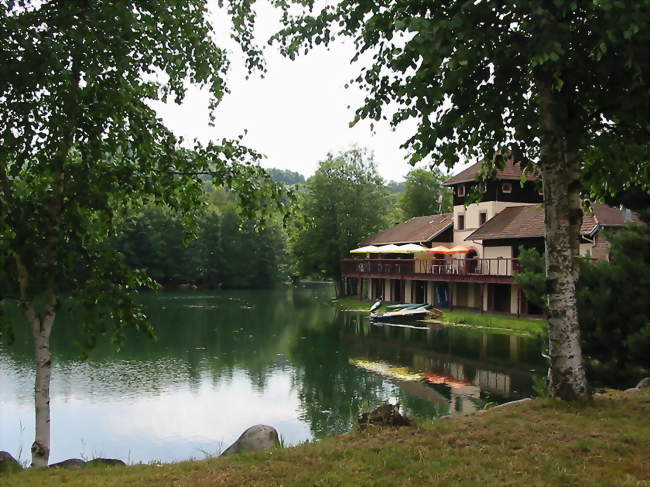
[4,389,649,486]
[335,297,547,335]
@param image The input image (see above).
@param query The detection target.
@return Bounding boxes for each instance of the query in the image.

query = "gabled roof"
[365,213,453,245]
[464,203,638,242]
[444,160,540,186]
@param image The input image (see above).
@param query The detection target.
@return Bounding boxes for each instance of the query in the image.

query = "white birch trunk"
[542,159,589,400]
[30,312,54,468]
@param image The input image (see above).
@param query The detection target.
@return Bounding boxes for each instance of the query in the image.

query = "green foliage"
[578,226,650,372]
[0,1,287,345]
[399,168,452,219]
[516,226,650,375]
[268,168,306,186]
[113,188,289,290]
[290,148,389,285]
[513,248,548,312]
[272,1,649,173]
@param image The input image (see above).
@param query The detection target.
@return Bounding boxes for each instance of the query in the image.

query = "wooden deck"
[341,258,520,284]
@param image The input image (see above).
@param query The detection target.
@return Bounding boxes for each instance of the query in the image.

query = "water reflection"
[0,284,545,464]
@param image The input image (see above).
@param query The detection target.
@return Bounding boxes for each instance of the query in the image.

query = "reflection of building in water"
[342,318,543,415]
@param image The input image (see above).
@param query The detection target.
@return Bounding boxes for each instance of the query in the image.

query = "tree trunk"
[30,312,54,468]
[541,162,589,400]
[537,80,590,401]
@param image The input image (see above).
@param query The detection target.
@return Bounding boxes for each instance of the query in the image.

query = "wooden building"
[341,160,639,316]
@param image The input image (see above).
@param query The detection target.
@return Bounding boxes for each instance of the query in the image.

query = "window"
[457,185,466,197]
[458,214,465,230]
[501,182,512,194]
[479,212,487,226]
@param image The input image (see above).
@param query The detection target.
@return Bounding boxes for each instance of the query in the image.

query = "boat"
[385,303,426,310]
[370,304,441,322]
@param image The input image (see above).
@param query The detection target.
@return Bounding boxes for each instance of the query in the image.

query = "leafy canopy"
[0,1,286,347]
[290,148,388,282]
[399,168,452,219]
[270,0,649,174]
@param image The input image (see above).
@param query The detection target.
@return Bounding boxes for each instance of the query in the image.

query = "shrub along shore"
[335,297,548,335]
[2,388,649,486]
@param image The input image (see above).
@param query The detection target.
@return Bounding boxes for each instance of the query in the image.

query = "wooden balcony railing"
[341,258,521,279]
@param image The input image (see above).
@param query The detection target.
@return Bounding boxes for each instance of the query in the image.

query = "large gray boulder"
[221,425,280,456]
[0,451,23,474]
[49,458,86,469]
[636,377,650,389]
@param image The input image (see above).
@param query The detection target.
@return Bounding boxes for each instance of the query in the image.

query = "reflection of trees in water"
[1,287,339,399]
[288,319,390,438]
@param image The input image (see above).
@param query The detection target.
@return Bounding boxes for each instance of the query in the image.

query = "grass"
[3,389,649,486]
[335,297,548,335]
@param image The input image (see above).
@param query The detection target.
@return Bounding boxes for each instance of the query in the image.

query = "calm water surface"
[0,283,546,464]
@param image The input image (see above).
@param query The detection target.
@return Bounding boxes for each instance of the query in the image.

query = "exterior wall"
[483,245,512,259]
[453,201,538,250]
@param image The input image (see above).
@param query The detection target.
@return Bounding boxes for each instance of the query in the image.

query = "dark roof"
[464,205,603,241]
[444,160,540,186]
[591,203,642,226]
[365,213,453,245]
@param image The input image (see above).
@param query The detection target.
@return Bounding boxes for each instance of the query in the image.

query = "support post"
[359,278,363,301]
[480,283,485,314]
[449,282,454,311]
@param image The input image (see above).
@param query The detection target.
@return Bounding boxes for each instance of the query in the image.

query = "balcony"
[341,257,521,283]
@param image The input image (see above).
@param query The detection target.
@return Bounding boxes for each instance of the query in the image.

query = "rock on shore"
[221,425,280,456]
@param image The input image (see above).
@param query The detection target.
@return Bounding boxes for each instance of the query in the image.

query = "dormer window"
[457,185,466,197]
[501,182,512,194]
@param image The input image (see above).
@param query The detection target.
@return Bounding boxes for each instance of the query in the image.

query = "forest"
[110,150,452,289]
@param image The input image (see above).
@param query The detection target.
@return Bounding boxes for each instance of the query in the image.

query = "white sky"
[153,3,466,183]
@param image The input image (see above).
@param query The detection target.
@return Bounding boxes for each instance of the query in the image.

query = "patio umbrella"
[375,244,404,253]
[427,245,451,254]
[447,245,472,254]
[396,243,430,253]
[349,245,381,253]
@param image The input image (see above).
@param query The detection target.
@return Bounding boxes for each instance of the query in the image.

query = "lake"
[0,283,546,464]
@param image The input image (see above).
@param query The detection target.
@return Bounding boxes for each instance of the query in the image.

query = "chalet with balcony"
[341,160,638,316]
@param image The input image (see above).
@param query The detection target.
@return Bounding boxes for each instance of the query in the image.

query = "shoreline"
[3,388,649,486]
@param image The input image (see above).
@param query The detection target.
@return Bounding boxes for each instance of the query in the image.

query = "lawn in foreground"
[4,389,649,486]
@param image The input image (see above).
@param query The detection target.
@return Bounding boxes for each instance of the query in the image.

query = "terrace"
[341,257,521,284]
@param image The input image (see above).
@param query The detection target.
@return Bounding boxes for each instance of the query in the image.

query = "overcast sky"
[152,3,467,183]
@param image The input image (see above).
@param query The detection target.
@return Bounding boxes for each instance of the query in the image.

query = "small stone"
[636,377,650,389]
[0,451,23,474]
[438,415,452,421]
[358,404,411,428]
[221,425,280,456]
[49,458,86,469]
[85,458,126,467]
[624,387,640,393]
[489,398,532,410]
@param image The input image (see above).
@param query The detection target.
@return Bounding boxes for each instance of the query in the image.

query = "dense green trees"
[271,0,650,400]
[113,190,288,290]
[290,148,389,294]
[399,168,452,219]
[515,225,650,385]
[0,1,285,467]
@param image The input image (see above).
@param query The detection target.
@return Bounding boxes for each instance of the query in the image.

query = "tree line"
[104,148,452,290]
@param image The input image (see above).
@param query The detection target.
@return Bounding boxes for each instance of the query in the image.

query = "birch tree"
[270,0,650,399]
[0,1,284,467]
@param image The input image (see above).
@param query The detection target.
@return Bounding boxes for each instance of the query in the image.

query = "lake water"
[0,283,546,464]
